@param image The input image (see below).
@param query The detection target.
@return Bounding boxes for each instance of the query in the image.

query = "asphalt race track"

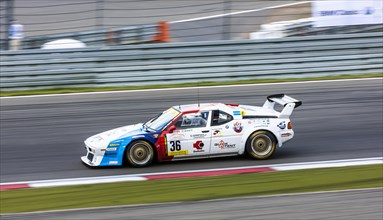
[1,188,382,220]
[1,78,382,183]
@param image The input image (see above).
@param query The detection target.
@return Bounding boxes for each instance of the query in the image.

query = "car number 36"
[169,140,181,151]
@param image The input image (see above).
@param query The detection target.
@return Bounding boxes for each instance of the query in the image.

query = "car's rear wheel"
[246,131,276,159]
[126,140,154,167]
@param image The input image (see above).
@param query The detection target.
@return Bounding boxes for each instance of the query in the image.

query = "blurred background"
[0,0,382,49]
[0,0,381,91]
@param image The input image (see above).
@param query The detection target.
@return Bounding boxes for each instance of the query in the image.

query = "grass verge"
[1,73,382,97]
[1,164,382,214]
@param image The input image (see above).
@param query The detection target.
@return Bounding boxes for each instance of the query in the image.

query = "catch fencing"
[0,32,382,91]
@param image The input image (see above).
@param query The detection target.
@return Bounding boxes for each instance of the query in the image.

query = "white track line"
[29,177,146,188]
[272,157,383,171]
[170,1,310,24]
[1,77,381,100]
[1,157,381,187]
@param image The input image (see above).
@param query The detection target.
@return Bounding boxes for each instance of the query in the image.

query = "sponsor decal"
[168,150,188,156]
[312,1,382,27]
[181,129,193,133]
[105,151,117,156]
[193,140,205,152]
[109,143,120,147]
[320,8,375,17]
[320,10,358,16]
[132,135,145,139]
[277,121,286,129]
[169,133,185,139]
[190,134,206,139]
[233,122,243,133]
[363,7,374,15]
[225,125,229,129]
[215,140,236,149]
[213,129,222,136]
[233,110,246,116]
[109,161,118,165]
[153,134,159,138]
[256,118,270,125]
[281,133,292,137]
[106,147,117,151]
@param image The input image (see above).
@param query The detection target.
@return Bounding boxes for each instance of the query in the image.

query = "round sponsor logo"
[233,122,243,133]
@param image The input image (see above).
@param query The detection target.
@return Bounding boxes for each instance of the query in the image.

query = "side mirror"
[168,125,176,133]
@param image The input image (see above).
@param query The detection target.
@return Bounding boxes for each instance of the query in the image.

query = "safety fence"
[0,32,382,91]
[2,1,382,49]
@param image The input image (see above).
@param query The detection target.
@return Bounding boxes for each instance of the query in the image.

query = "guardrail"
[0,32,382,91]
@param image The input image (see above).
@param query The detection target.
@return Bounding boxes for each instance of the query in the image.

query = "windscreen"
[145,108,180,131]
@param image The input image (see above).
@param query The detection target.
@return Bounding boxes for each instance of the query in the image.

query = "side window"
[174,112,209,129]
[211,110,233,126]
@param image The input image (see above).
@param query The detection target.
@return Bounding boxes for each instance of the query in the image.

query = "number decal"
[168,140,188,156]
[170,140,181,151]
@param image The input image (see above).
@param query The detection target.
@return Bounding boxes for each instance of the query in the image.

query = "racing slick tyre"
[246,131,276,160]
[126,140,154,167]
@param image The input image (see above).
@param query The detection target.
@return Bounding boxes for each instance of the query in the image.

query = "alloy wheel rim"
[251,134,272,156]
[130,143,151,165]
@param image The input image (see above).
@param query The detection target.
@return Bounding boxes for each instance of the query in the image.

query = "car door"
[210,110,242,154]
[165,111,211,158]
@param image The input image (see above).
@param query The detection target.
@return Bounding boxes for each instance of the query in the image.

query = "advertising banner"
[312,0,382,27]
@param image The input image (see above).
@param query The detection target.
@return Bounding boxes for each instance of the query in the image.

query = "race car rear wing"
[263,94,302,118]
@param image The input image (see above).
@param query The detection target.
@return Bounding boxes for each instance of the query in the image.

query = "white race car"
[82,94,301,167]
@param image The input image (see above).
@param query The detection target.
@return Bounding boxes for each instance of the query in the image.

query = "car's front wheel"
[125,140,154,167]
[246,131,276,159]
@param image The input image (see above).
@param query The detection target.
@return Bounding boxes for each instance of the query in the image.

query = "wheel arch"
[241,128,281,154]
[122,138,158,164]
[251,129,279,145]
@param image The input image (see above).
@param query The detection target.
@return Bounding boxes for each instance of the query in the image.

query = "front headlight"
[88,146,96,153]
